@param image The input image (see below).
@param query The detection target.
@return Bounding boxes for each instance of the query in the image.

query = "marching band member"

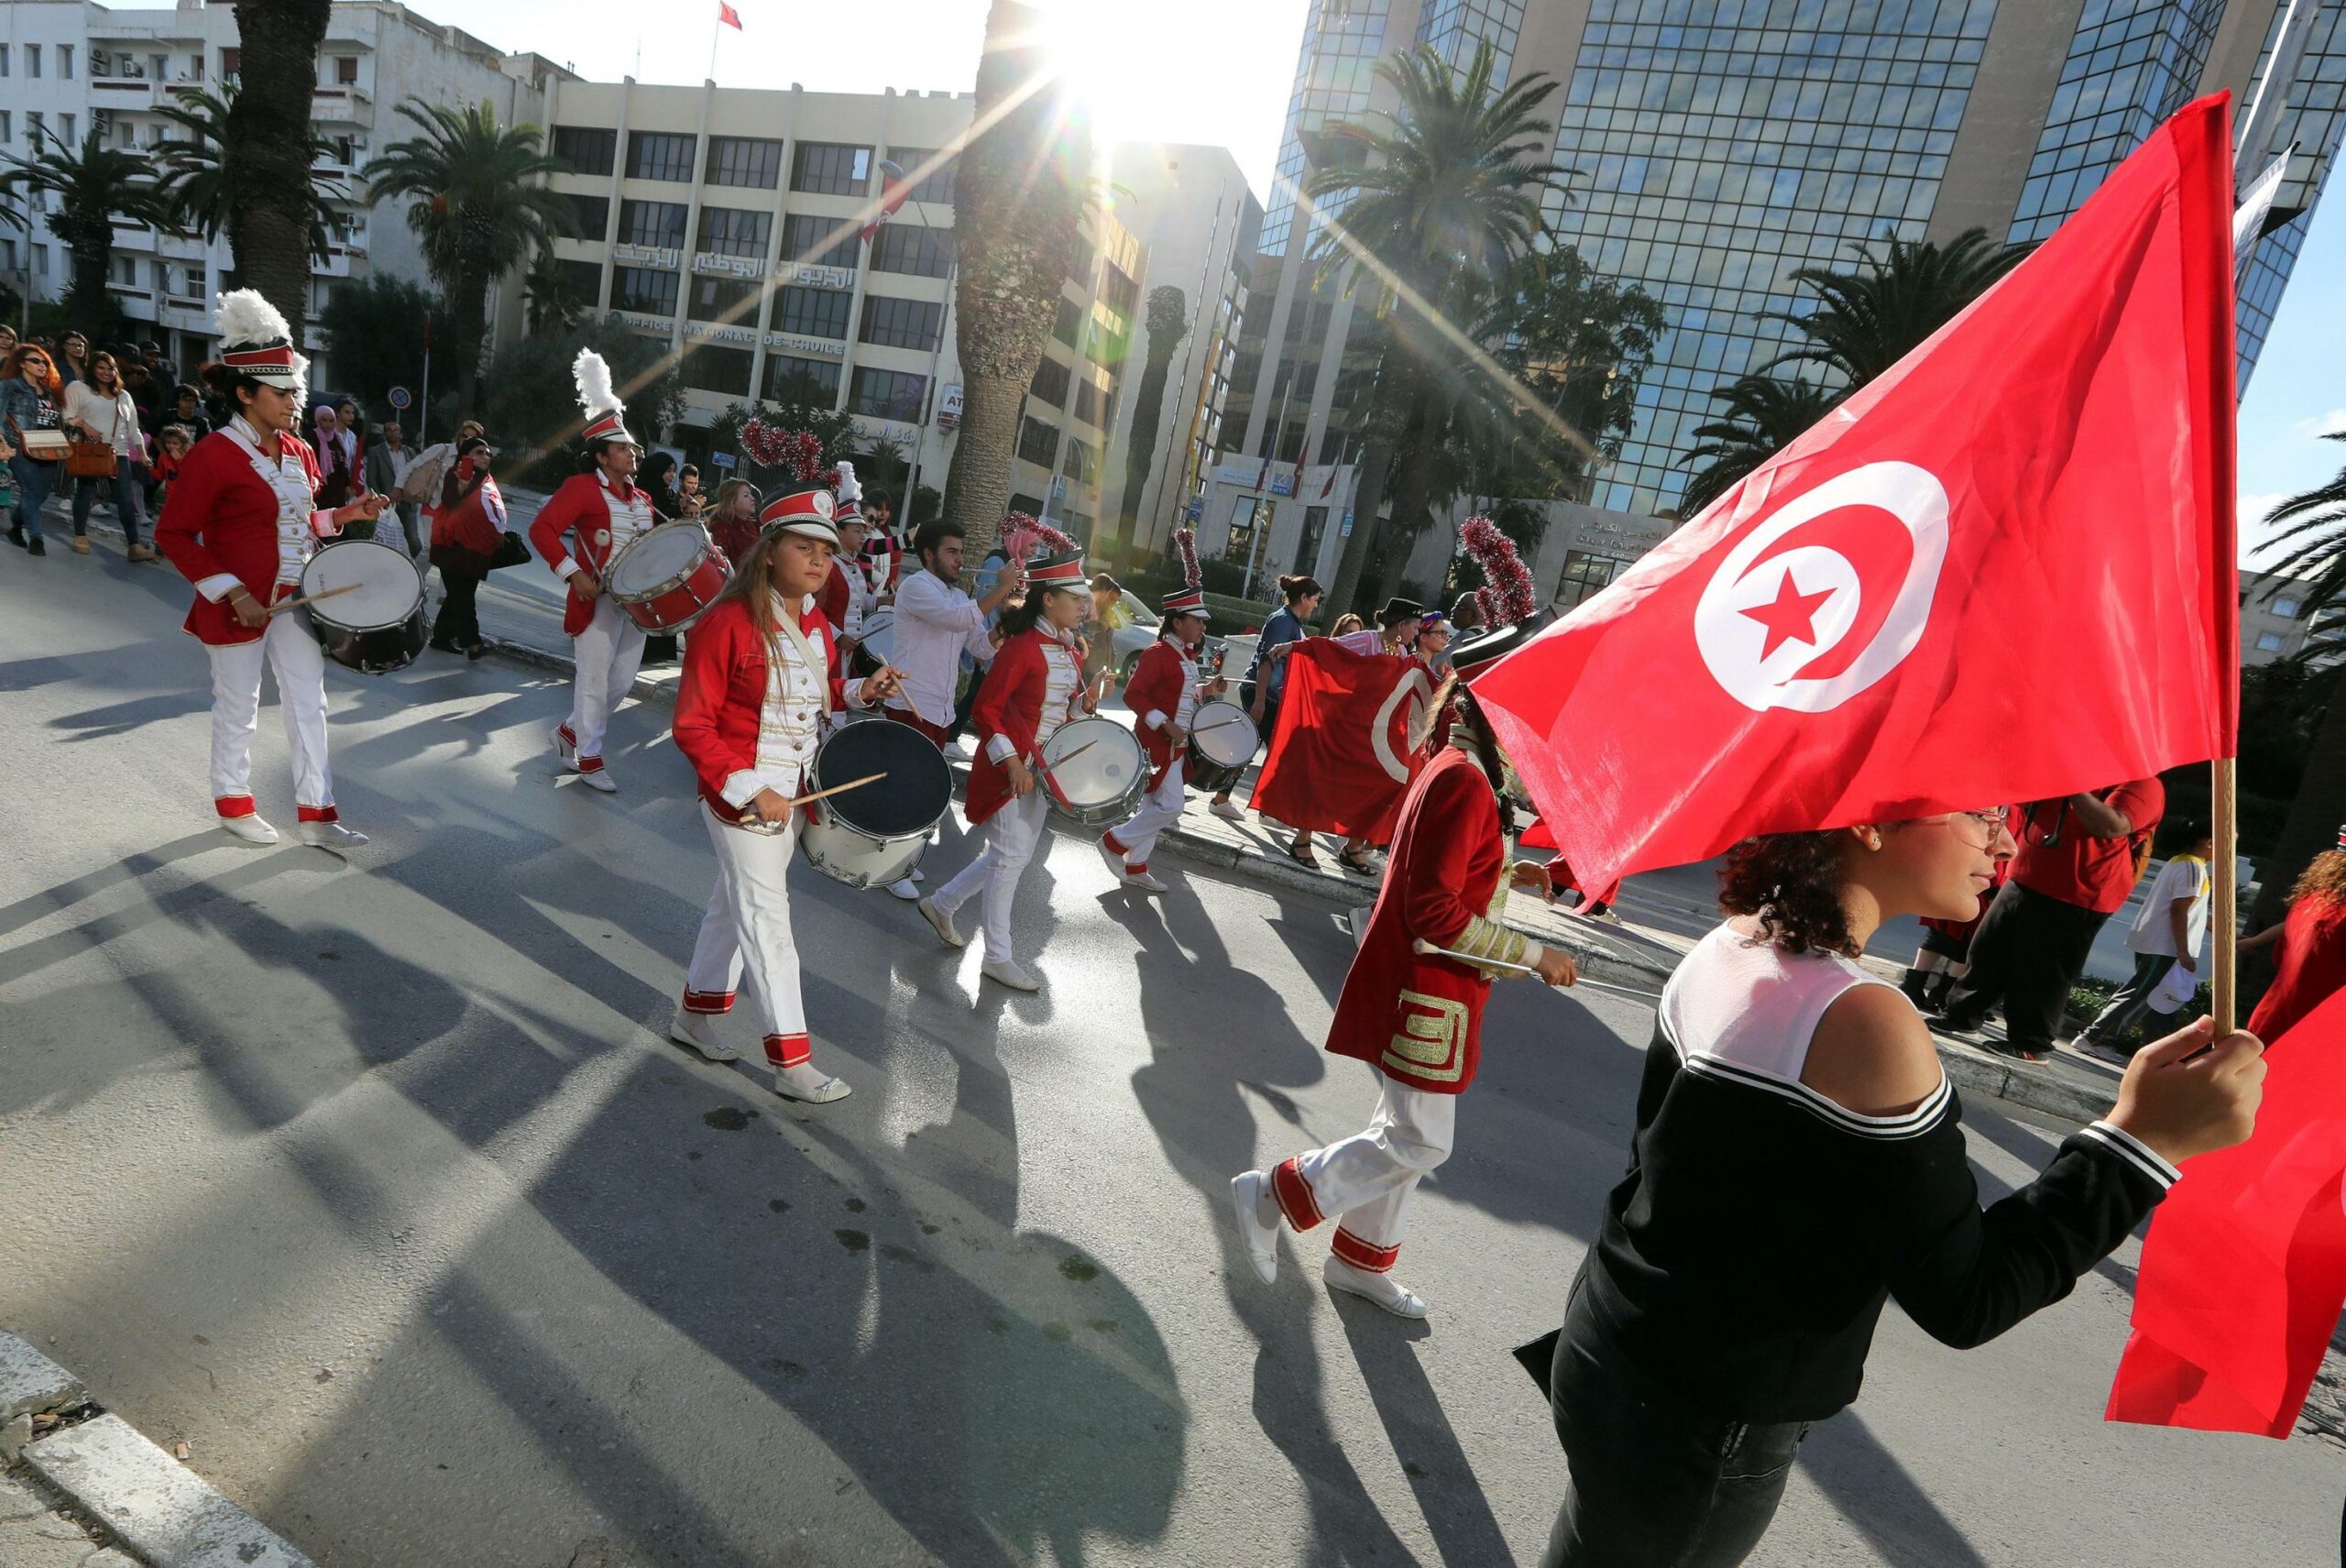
[1230,685,1577,1315]
[156,290,387,850]
[669,486,902,1104]
[915,549,1091,992]
[527,350,654,795]
[817,461,874,673]
[1097,585,1223,894]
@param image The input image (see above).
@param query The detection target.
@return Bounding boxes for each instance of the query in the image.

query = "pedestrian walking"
[2072,820,2213,1061]
[154,290,386,850]
[528,350,657,795]
[365,420,422,554]
[149,425,195,511]
[2240,824,2346,1044]
[2,343,69,556]
[425,436,505,658]
[312,404,357,513]
[1526,810,2262,1568]
[1231,685,1578,1316]
[915,549,1090,992]
[1213,572,1321,828]
[1097,585,1224,895]
[1935,780,2164,1059]
[56,330,92,390]
[64,351,153,560]
[669,485,900,1104]
[165,385,213,443]
[706,477,760,564]
[676,462,704,517]
[1079,572,1124,707]
[0,323,17,360]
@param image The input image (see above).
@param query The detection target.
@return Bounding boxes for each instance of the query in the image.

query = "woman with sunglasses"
[1529,806,2265,1567]
[1,345,67,555]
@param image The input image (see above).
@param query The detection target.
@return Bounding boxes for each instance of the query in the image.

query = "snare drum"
[1039,716,1146,828]
[299,540,426,674]
[850,609,895,678]
[795,715,954,889]
[608,521,728,632]
[1185,699,1259,795]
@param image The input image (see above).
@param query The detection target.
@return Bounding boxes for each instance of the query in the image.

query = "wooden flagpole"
[2212,756,2238,1034]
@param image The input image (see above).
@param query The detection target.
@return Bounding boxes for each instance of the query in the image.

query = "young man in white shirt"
[2070,818,2213,1063]
[882,519,1025,896]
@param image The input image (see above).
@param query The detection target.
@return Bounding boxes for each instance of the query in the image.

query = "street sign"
[1049,475,1068,501]
[710,451,736,471]
[1341,508,1354,538]
[386,386,412,411]
[938,383,965,430]
[1182,495,1203,522]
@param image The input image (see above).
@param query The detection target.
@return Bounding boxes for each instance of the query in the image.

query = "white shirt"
[64,383,142,456]
[2127,855,2210,959]
[190,417,331,600]
[719,598,878,806]
[551,477,656,579]
[1142,634,1201,733]
[884,567,995,727]
[1333,628,1394,657]
[984,630,1084,762]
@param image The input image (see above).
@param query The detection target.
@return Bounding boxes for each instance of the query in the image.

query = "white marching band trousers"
[1271,1072,1458,1274]
[931,788,1050,964]
[565,594,648,766]
[207,609,335,818]
[682,803,811,1069]
[1106,755,1186,870]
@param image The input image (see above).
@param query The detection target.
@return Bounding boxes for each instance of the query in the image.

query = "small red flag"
[858,160,913,244]
[1252,641,1436,841]
[1472,95,2238,890]
[718,1,743,27]
[2106,986,2346,1436]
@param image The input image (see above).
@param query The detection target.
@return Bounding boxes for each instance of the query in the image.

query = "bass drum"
[1040,716,1146,828]
[795,714,954,889]
[299,539,426,674]
[1185,699,1258,795]
[850,609,895,678]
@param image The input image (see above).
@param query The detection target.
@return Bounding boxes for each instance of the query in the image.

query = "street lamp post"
[893,177,954,529]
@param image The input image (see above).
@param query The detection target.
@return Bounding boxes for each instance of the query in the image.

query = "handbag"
[7,414,68,462]
[64,400,123,480]
[489,530,530,570]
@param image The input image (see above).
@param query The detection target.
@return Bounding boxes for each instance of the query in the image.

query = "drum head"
[815,714,952,836]
[608,522,707,598]
[1192,700,1258,766]
[300,541,422,630]
[1044,718,1143,808]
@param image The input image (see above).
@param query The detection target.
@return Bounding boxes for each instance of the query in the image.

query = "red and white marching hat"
[833,458,864,527]
[572,348,636,448]
[1160,586,1210,621]
[213,290,308,393]
[761,486,839,545]
[1027,548,1087,588]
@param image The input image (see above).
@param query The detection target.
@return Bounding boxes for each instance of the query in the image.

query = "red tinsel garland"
[740,419,834,488]
[1173,526,1201,591]
[1001,511,1080,563]
[1460,513,1537,627]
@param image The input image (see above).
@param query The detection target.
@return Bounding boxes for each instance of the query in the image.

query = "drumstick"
[1409,938,1662,1003]
[267,581,363,616]
[735,771,886,827]
[1190,715,1253,737]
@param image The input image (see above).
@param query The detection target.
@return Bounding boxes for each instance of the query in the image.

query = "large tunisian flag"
[1473,95,2239,891]
[2106,987,2346,1436]
[1253,640,1438,841]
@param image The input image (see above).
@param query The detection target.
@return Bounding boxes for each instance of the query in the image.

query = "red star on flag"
[1739,568,1836,659]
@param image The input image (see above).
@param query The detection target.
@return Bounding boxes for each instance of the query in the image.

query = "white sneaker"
[1096,835,1131,880]
[1208,798,1245,822]
[886,877,922,901]
[1230,1170,1279,1285]
[219,814,279,846]
[296,820,369,850]
[773,1063,853,1103]
[1322,1255,1429,1319]
[578,768,619,795]
[912,867,926,883]
[1123,870,1168,894]
[667,1010,740,1062]
[917,896,966,948]
[550,725,576,766]
[980,957,1041,992]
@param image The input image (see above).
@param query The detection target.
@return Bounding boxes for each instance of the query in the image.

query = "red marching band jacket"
[156,427,333,646]
[528,471,650,637]
[672,597,852,821]
[964,627,1078,827]
[1325,746,1510,1095]
[1121,636,1197,792]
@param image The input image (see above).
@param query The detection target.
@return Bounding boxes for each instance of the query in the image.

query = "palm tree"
[522,247,584,338]
[1304,39,1573,616]
[1757,227,2030,387]
[941,0,1094,559]
[2245,439,2346,932]
[152,84,344,264]
[1107,283,1188,565]
[225,0,334,343]
[1675,375,1841,517]
[364,98,571,419]
[0,126,175,323]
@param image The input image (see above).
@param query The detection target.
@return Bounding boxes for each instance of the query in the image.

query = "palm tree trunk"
[942,373,1025,556]
[1110,350,1175,564]
[1374,387,1443,603]
[1325,351,1418,619]
[2253,682,2346,931]
[452,263,489,422]
[229,0,332,343]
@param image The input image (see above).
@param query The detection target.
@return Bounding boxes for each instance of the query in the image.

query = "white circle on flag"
[1693,461,1949,714]
[1371,666,1434,783]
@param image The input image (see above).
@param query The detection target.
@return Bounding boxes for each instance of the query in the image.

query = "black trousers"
[1539,1270,1809,1568]
[1941,883,2109,1048]
[433,571,483,647]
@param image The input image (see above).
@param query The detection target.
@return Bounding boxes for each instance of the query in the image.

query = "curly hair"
[1718,830,1859,957]
[2292,848,2346,905]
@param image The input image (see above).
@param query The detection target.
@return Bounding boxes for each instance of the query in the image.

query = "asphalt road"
[1,546,2339,1567]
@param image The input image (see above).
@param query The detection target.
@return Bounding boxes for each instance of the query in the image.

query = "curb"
[0,1333,315,1568]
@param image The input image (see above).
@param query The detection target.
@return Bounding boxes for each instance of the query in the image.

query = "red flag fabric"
[2106,986,2346,1436]
[1252,641,1437,841]
[858,165,913,244]
[718,2,743,27]
[1474,95,2237,892]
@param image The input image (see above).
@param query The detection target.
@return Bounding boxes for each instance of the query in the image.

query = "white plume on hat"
[573,348,621,419]
[833,458,860,503]
[213,287,309,401]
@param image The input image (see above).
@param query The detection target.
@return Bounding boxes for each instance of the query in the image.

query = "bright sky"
[415,0,2342,565]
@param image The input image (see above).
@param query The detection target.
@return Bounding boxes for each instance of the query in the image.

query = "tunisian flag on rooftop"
[1473,94,2239,890]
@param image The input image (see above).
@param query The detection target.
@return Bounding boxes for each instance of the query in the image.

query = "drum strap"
[772,609,830,711]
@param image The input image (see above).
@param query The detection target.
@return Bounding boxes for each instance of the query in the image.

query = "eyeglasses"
[1950,807,2011,846]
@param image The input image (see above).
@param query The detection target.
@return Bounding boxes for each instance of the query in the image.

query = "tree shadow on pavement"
[1333,1301,1518,1568]
[1799,1408,1997,1568]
